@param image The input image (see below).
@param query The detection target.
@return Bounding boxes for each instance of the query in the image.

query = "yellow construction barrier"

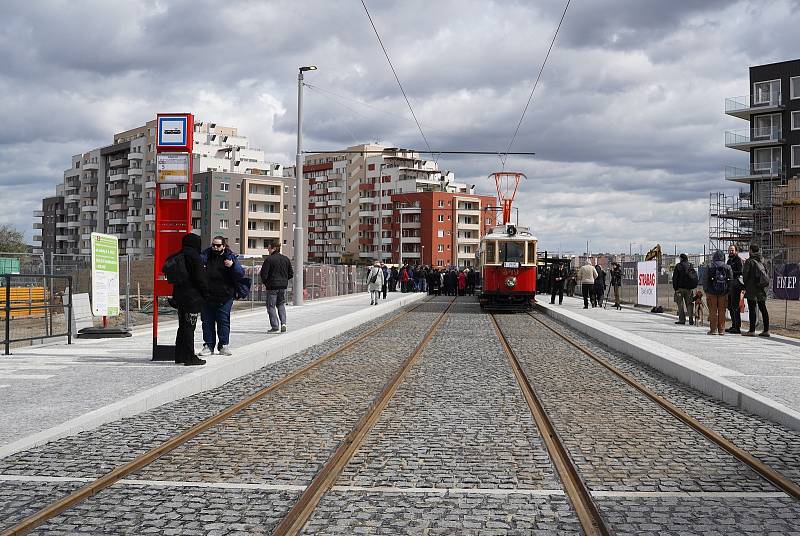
[0,287,48,318]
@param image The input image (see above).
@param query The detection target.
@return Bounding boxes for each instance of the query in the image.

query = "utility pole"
[294,65,317,306]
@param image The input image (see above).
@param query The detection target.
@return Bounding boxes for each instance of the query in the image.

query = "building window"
[437,215,444,222]
[368,164,375,171]
[220,200,229,210]
[235,219,240,227]
[220,182,229,192]
[236,183,241,189]
[792,76,800,100]
[236,201,240,208]
[753,79,780,105]
[792,145,800,168]
[437,230,444,238]
[487,218,492,225]
[792,111,800,131]
[220,219,228,229]
[437,260,444,267]
[437,244,444,252]
[438,200,445,208]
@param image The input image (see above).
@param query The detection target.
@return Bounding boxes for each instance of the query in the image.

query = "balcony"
[80,204,98,212]
[725,94,783,120]
[56,221,69,228]
[109,203,127,211]
[33,210,44,217]
[144,181,157,189]
[457,221,480,230]
[127,215,143,222]
[360,210,377,217]
[724,163,785,184]
[128,167,143,176]
[725,127,783,151]
[109,188,127,197]
[249,193,281,203]
[109,173,128,182]
[65,194,81,203]
[178,191,202,200]
[33,222,44,230]
[144,213,156,221]
[358,197,376,205]
[402,236,421,244]
[458,236,481,244]
[109,158,127,168]
[247,229,281,238]
[248,211,281,220]
[127,151,144,160]
[328,186,344,193]
[82,161,99,170]
[67,220,81,228]
[108,218,126,225]
[358,183,374,191]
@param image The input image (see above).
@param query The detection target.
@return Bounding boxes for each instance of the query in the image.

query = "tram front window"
[500,241,525,263]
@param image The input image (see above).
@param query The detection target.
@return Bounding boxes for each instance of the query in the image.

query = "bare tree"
[0,224,27,253]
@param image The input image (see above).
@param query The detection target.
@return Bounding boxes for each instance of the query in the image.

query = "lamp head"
[300,65,318,72]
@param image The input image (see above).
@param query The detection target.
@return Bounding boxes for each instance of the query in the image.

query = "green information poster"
[91,232,120,316]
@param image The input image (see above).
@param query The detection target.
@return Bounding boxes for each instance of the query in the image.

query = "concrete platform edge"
[537,302,800,432]
[0,293,426,459]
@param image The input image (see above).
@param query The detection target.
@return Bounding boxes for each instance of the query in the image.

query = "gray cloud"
[0,0,791,252]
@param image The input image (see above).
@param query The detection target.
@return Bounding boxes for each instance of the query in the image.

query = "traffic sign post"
[152,113,194,361]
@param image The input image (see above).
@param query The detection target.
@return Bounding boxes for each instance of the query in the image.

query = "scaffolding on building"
[708,191,753,254]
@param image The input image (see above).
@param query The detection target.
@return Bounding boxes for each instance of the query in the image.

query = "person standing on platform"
[725,245,744,334]
[742,244,771,337]
[550,263,567,305]
[609,262,622,309]
[593,263,606,308]
[367,261,384,305]
[466,268,476,296]
[199,236,244,356]
[703,250,733,335]
[388,265,398,292]
[578,260,598,309]
[672,253,698,325]
[457,269,467,296]
[171,233,209,366]
[260,244,293,333]
[400,266,409,293]
[380,262,389,299]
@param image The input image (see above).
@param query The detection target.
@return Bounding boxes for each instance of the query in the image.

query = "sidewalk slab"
[0,292,425,458]
[537,297,800,432]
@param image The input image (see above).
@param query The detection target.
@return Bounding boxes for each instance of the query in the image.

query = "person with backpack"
[198,236,245,357]
[367,260,384,305]
[703,250,733,335]
[259,244,293,333]
[742,244,770,337]
[168,233,210,366]
[725,244,744,334]
[672,253,698,325]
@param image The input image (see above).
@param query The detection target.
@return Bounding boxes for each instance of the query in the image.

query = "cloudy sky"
[2,0,798,254]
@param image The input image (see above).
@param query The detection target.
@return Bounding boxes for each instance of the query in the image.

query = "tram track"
[1,296,449,536]
[490,310,800,535]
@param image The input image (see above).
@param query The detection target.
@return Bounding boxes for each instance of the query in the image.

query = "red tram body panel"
[478,224,538,311]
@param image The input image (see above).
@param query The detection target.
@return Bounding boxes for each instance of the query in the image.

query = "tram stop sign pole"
[152,113,194,361]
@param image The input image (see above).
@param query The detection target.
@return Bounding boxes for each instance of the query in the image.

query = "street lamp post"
[294,65,316,306]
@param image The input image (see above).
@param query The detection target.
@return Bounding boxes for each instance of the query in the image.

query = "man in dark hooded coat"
[171,233,209,366]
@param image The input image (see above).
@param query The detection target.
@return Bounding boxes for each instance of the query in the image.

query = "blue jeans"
[201,298,233,349]
[265,290,286,329]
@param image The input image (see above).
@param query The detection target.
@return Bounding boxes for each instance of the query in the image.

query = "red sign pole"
[152,113,194,361]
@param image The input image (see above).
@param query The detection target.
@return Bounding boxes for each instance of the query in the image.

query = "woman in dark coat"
[593,265,606,307]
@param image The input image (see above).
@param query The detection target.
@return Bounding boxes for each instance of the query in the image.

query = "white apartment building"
[34,121,282,258]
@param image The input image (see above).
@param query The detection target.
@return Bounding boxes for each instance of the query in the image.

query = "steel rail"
[528,312,800,501]
[490,314,610,536]
[1,297,436,536]
[274,297,456,535]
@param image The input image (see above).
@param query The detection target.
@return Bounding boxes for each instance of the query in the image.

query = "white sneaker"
[218,345,232,356]
[198,346,214,356]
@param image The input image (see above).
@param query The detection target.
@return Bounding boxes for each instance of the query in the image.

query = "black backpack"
[685,264,699,288]
[711,264,728,294]
[754,260,770,289]
[162,253,189,285]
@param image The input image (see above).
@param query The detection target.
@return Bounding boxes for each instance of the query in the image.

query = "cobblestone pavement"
[596,496,800,536]
[303,490,581,535]
[535,314,800,486]
[0,298,440,532]
[497,313,775,494]
[302,301,575,532]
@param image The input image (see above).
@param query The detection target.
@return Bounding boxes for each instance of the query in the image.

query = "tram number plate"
[503,262,520,268]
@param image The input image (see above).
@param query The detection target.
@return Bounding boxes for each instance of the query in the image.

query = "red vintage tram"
[478,224,538,310]
[477,172,537,310]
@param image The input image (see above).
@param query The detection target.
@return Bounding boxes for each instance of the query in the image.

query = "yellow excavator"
[644,244,662,262]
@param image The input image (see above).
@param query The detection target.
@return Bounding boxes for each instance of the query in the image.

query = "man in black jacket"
[172,233,209,366]
[260,244,294,333]
[672,253,697,325]
[725,244,744,334]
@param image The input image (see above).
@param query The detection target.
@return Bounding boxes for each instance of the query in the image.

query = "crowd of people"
[367,261,480,304]
[545,260,622,310]
[167,233,290,367]
[673,244,771,337]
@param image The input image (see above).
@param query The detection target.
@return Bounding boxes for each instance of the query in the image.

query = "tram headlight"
[505,276,517,288]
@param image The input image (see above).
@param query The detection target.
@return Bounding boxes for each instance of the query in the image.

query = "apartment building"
[193,171,300,258]
[300,144,482,264]
[711,58,800,263]
[33,121,283,258]
[390,191,496,267]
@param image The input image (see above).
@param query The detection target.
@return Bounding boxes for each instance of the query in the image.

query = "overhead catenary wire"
[501,0,571,168]
[360,0,436,161]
